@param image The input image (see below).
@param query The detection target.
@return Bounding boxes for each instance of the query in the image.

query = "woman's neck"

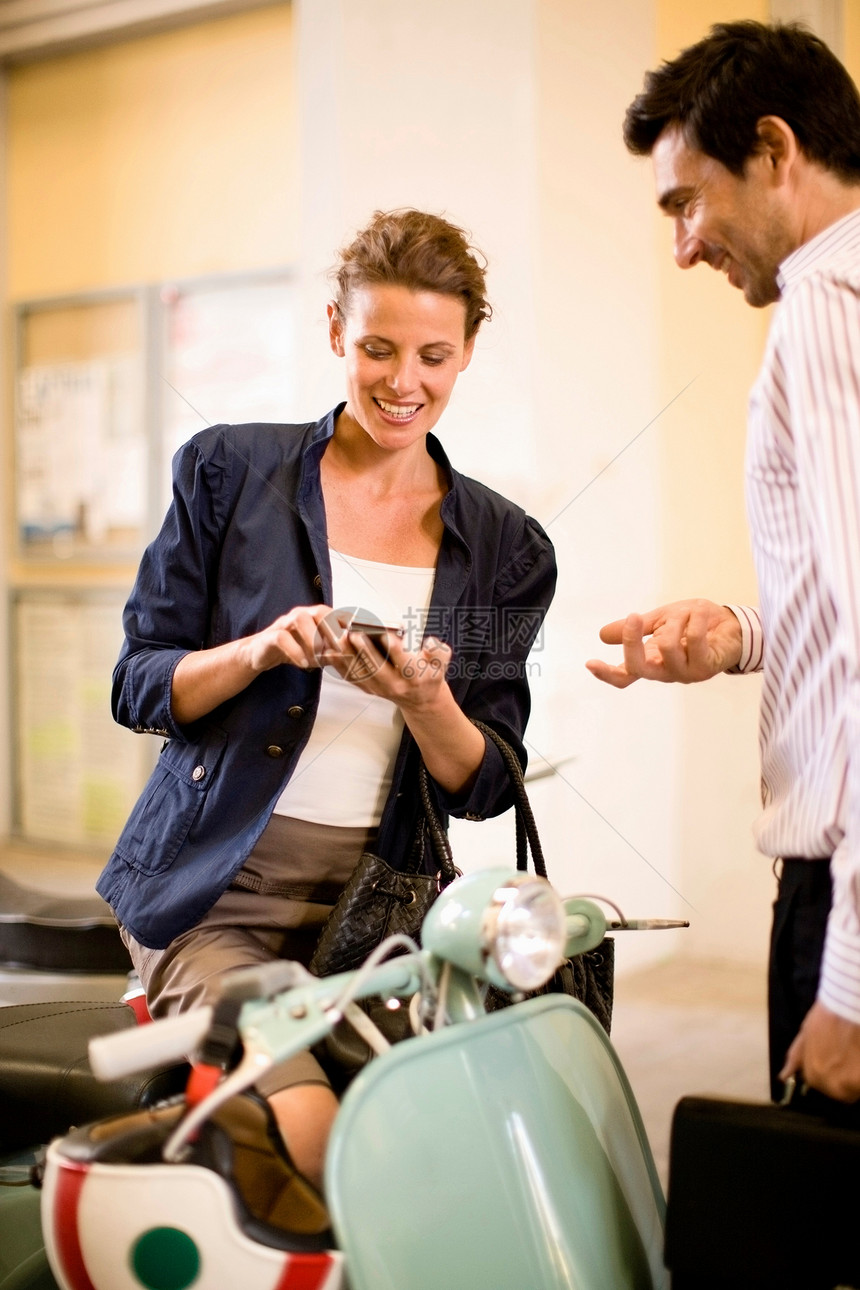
[321,411,446,564]
[325,411,438,495]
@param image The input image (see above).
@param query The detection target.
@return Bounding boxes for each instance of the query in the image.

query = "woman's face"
[329,283,475,450]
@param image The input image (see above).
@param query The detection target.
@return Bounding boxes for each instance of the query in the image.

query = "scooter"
[18,866,675,1290]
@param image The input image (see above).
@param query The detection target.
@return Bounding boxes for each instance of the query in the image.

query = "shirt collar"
[778,206,860,294]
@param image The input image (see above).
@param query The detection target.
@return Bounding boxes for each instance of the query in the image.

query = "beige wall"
[848,1,860,68]
[529,0,674,974]
[5,3,294,297]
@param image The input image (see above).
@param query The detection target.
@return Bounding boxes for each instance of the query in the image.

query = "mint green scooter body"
[0,1180,58,1290]
[326,993,668,1290]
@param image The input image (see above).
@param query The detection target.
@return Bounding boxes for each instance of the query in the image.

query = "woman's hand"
[171,605,333,725]
[172,612,486,797]
[319,624,452,708]
[320,626,485,795]
[240,605,334,673]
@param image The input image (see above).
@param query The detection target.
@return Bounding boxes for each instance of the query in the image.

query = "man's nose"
[674,220,704,269]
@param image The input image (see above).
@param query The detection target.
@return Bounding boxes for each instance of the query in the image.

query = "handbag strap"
[471,720,549,881]
[417,762,458,885]
[417,721,549,884]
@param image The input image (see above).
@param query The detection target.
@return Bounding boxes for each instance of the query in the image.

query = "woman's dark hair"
[624,20,860,181]
[330,209,492,339]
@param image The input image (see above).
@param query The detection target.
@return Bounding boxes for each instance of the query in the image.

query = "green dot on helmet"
[130,1227,201,1290]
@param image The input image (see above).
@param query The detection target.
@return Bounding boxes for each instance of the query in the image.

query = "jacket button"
[266,745,285,758]
[287,706,305,719]
[313,574,322,589]
[192,765,206,782]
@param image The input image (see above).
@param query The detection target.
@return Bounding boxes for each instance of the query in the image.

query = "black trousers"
[768,857,832,1101]
[767,857,860,1123]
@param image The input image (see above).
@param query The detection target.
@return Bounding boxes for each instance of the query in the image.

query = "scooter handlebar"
[89,1006,213,1082]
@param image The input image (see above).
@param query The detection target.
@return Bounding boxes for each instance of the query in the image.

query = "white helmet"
[41,1094,344,1290]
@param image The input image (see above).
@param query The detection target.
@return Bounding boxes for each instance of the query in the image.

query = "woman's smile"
[372,397,423,425]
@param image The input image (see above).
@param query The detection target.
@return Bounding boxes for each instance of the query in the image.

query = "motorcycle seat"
[0,870,131,973]
[0,1000,188,1152]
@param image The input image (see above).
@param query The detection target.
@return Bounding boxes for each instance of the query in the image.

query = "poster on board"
[14,593,153,847]
[17,357,146,556]
[159,275,298,508]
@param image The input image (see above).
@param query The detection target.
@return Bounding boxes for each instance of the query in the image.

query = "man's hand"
[585,598,743,689]
[781,1000,860,1103]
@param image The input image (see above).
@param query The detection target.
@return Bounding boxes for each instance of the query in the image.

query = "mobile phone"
[347,620,404,639]
[347,620,404,661]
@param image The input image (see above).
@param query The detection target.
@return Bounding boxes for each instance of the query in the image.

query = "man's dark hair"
[624,20,860,180]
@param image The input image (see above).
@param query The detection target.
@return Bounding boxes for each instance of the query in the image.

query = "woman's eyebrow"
[359,334,458,351]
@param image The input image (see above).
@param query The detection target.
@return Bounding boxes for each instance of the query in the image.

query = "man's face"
[652,124,796,307]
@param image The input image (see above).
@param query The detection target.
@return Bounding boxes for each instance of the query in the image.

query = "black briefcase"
[665,1094,860,1289]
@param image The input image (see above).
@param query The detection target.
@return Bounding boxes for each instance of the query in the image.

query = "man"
[587,20,860,1108]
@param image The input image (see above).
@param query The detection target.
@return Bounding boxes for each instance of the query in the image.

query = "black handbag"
[308,764,458,979]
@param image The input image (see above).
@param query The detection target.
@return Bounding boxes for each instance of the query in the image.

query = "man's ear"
[754,115,798,183]
[327,302,345,357]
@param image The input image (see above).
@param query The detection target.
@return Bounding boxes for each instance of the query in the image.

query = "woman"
[98,209,557,1191]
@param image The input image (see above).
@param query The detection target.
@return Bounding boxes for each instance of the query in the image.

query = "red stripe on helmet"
[52,1160,99,1290]
[273,1252,336,1290]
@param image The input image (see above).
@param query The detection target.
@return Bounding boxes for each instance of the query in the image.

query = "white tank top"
[273,551,435,827]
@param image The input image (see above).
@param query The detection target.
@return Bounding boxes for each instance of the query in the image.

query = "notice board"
[10,270,297,848]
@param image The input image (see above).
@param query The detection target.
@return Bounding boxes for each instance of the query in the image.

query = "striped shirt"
[731,207,860,1024]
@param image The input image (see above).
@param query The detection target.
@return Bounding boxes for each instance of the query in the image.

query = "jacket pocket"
[114,728,228,876]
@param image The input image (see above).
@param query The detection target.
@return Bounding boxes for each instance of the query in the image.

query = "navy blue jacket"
[97,406,557,948]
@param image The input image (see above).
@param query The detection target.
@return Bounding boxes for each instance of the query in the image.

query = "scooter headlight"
[483,876,566,990]
[421,868,566,992]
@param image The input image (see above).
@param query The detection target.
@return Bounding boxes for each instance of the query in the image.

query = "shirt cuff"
[438,733,510,821]
[723,604,764,673]
[818,920,860,1026]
